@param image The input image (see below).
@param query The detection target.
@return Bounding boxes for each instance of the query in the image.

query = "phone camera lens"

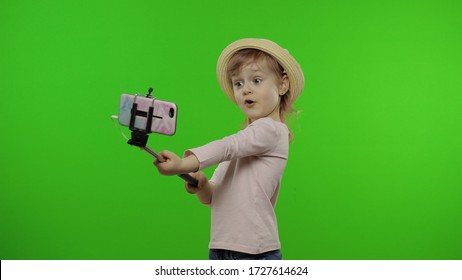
[169,108,175,118]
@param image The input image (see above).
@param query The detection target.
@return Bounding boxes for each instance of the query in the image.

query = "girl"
[154,38,304,260]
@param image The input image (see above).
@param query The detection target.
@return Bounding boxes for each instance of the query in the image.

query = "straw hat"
[216,38,304,105]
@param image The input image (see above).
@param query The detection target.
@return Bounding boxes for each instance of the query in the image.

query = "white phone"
[118,94,177,136]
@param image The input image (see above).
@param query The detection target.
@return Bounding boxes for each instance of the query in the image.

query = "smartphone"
[118,93,177,136]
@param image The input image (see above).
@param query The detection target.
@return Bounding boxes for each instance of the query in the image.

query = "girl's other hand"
[185,171,208,194]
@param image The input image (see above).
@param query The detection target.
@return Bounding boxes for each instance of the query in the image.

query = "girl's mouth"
[244,99,256,108]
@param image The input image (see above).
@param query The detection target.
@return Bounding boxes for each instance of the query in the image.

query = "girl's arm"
[185,171,214,206]
[153,151,213,205]
[154,150,199,176]
[186,118,284,171]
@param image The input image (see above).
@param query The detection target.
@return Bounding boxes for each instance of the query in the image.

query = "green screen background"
[1,0,461,260]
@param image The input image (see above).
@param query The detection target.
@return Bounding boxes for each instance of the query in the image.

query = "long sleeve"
[186,118,284,170]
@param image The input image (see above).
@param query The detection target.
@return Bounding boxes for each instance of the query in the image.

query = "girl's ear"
[279,75,289,96]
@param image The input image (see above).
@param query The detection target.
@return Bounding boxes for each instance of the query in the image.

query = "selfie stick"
[127,88,199,187]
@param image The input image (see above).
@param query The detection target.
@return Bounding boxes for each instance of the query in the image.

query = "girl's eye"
[234,81,243,87]
[254,78,262,84]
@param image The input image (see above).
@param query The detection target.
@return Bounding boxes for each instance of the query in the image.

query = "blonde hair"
[227,49,297,141]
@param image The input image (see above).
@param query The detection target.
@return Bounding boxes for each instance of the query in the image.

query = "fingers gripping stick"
[142,146,199,187]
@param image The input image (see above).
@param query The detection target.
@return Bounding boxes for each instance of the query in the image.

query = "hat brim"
[216,38,304,105]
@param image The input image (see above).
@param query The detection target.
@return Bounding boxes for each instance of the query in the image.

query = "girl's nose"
[243,83,253,95]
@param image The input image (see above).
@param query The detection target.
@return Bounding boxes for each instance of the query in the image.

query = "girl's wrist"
[180,155,200,174]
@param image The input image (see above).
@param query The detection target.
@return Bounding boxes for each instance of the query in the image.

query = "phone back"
[118,94,177,136]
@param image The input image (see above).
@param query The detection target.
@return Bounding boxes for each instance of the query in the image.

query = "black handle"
[179,174,199,187]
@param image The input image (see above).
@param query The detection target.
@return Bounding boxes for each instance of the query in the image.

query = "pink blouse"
[186,117,289,254]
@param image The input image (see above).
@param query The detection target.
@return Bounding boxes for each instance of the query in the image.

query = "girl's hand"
[153,150,183,176]
[184,171,208,194]
[153,150,200,176]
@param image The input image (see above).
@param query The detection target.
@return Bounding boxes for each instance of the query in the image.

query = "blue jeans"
[209,249,282,260]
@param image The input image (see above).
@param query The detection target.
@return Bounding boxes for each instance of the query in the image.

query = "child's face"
[231,60,287,123]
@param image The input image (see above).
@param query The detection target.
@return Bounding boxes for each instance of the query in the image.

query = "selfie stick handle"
[142,146,199,187]
[141,146,164,161]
